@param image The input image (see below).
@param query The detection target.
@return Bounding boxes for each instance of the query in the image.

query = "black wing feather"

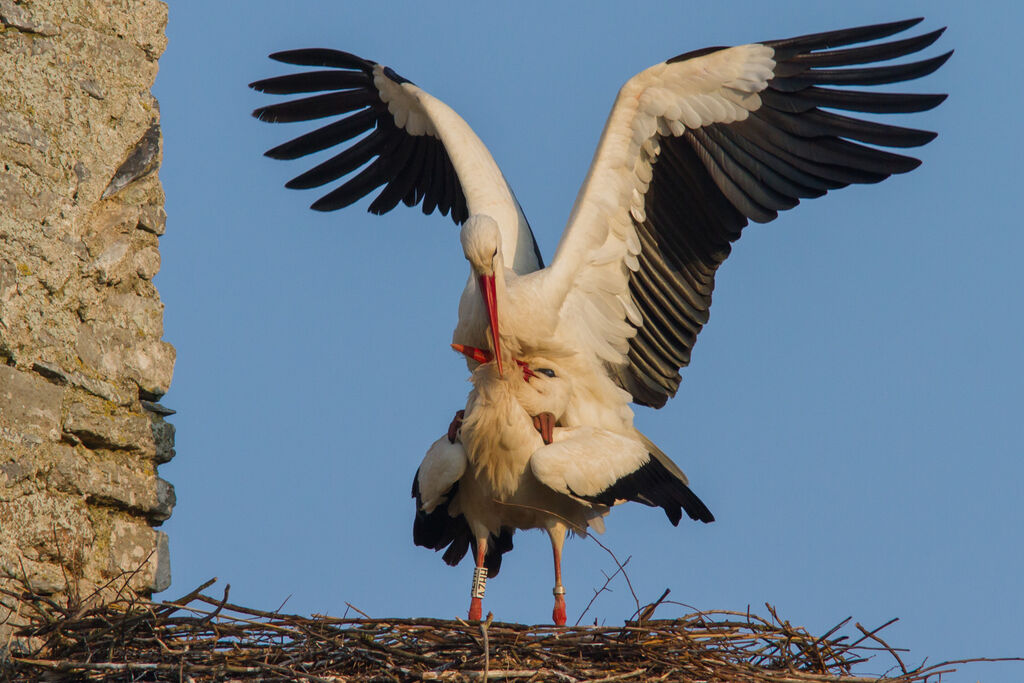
[620,19,948,407]
[252,90,378,123]
[269,48,374,70]
[250,70,372,95]
[786,27,945,67]
[368,135,420,215]
[265,109,377,160]
[411,471,514,577]
[284,127,389,190]
[772,52,951,89]
[762,18,923,55]
[573,456,714,526]
[251,49,469,223]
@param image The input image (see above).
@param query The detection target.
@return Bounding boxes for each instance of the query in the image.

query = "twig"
[344,602,371,619]
[855,621,907,675]
[636,588,671,624]
[157,577,218,615]
[481,612,493,681]
[574,557,631,626]
[585,534,641,618]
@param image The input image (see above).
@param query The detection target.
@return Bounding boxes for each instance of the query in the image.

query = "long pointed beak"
[451,343,493,364]
[478,274,503,375]
[453,344,534,382]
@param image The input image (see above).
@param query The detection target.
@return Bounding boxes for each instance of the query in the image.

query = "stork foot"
[448,410,465,443]
[552,594,566,626]
[468,597,483,621]
[532,412,555,445]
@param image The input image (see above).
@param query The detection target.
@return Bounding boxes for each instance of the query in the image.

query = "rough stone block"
[134,245,160,280]
[107,517,171,592]
[0,556,67,595]
[0,364,63,443]
[0,0,60,36]
[90,237,131,284]
[137,204,166,235]
[154,477,174,522]
[46,447,173,522]
[76,322,175,398]
[0,459,33,490]
[0,491,94,567]
[0,169,62,222]
[102,292,165,339]
[126,339,175,398]
[150,417,175,464]
[32,360,131,405]
[63,401,154,454]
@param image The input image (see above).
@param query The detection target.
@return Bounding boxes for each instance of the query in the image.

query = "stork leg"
[547,523,567,626]
[468,536,488,621]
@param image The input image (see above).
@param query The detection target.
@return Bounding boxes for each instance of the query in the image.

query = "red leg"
[468,538,487,621]
[548,525,567,626]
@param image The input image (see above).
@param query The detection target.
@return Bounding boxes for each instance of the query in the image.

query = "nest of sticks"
[0,576,991,682]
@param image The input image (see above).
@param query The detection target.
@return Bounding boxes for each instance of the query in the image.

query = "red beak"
[478,274,503,375]
[451,343,493,364]
[452,344,535,382]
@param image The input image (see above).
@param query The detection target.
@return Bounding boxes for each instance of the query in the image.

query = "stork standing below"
[414,347,713,624]
[251,18,950,622]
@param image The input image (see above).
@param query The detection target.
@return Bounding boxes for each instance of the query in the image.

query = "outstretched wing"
[530,426,714,526]
[250,49,543,274]
[543,18,949,407]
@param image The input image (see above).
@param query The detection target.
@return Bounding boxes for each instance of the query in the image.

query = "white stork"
[414,348,713,624]
[250,18,949,621]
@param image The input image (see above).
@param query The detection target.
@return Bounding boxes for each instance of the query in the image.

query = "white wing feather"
[542,45,775,365]
[529,426,650,501]
[374,68,541,274]
[416,436,467,513]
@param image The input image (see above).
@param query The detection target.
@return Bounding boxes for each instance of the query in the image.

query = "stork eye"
[536,368,556,378]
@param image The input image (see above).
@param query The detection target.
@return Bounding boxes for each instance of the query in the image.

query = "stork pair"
[251,17,949,624]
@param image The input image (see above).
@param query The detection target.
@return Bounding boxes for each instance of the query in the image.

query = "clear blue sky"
[154,3,1022,680]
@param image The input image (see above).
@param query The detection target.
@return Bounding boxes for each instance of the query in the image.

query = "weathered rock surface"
[0,0,173,645]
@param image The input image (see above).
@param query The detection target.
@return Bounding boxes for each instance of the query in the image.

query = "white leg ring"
[472,566,488,599]
[552,585,565,596]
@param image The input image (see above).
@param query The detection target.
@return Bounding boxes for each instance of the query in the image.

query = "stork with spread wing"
[251,17,949,622]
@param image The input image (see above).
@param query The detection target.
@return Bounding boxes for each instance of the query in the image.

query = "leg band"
[472,566,488,599]
[552,585,565,596]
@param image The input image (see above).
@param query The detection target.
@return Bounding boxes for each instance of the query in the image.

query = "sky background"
[152,2,1022,680]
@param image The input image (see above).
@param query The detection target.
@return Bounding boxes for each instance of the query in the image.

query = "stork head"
[460,214,503,277]
[460,215,505,374]
[514,359,571,423]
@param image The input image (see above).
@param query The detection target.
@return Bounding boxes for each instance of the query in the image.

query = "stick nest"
[0,578,977,682]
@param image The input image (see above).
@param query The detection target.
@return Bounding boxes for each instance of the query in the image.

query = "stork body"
[413,355,712,624]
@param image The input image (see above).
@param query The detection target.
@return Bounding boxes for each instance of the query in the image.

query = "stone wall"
[0,0,174,633]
